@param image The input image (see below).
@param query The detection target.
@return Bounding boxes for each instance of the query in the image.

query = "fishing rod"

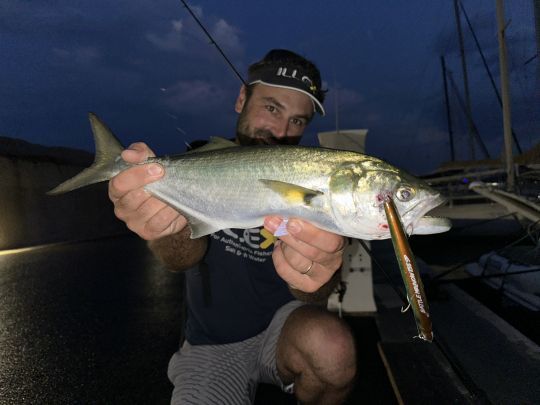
[179,0,246,85]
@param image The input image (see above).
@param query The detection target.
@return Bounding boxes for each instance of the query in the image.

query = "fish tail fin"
[47,113,125,195]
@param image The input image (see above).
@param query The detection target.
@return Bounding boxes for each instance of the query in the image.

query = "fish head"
[329,158,450,240]
[386,170,450,236]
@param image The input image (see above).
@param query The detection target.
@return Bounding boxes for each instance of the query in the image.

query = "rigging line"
[441,56,456,162]
[446,70,491,159]
[179,0,246,85]
[357,239,409,306]
[451,212,519,232]
[458,0,523,154]
[436,266,540,284]
[524,52,538,65]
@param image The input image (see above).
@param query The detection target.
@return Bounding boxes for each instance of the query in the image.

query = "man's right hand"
[108,142,188,241]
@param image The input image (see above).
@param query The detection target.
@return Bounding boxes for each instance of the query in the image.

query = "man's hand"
[264,217,345,293]
[108,142,188,241]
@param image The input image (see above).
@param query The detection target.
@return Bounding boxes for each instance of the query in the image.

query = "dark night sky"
[1,0,538,174]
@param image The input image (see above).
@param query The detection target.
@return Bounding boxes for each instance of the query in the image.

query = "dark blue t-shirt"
[184,227,295,345]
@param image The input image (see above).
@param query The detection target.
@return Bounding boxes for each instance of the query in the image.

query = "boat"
[465,244,540,311]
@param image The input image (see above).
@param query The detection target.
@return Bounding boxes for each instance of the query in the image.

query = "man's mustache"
[253,129,300,145]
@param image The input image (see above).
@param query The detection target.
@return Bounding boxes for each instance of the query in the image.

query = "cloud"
[159,79,231,114]
[145,7,244,56]
[52,46,101,66]
[146,20,187,51]
[212,19,242,54]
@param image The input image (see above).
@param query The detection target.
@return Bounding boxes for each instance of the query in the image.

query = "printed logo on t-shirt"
[211,228,276,263]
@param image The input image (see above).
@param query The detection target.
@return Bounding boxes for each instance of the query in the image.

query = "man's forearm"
[288,269,341,304]
[147,228,208,272]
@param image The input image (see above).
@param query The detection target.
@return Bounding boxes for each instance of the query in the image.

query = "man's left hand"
[264,216,345,293]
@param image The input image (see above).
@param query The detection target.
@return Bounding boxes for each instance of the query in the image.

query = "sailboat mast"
[535,0,540,58]
[534,0,540,92]
[495,0,515,191]
[334,85,340,134]
[453,0,476,160]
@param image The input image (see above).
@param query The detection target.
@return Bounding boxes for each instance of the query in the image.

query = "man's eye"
[291,118,306,127]
[265,105,276,113]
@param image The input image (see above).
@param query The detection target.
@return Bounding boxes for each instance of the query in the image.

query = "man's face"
[234,84,314,146]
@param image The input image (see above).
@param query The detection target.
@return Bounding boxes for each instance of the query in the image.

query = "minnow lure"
[384,196,433,342]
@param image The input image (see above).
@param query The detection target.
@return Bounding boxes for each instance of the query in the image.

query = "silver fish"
[49,113,451,240]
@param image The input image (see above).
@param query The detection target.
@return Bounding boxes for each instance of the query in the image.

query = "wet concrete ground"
[0,235,395,404]
[0,236,184,404]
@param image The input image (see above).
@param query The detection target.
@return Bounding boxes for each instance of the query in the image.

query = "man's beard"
[235,109,301,146]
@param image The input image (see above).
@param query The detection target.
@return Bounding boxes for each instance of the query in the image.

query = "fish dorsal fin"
[186,137,238,154]
[259,179,323,206]
[208,136,237,147]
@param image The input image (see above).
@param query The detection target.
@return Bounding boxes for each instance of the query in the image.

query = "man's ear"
[235,85,247,113]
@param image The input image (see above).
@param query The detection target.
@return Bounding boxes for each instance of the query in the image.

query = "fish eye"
[395,186,415,202]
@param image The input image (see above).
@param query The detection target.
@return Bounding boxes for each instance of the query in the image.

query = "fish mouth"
[404,193,451,235]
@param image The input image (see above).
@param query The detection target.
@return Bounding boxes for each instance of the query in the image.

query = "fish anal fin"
[185,215,223,239]
[259,179,323,206]
[146,187,224,238]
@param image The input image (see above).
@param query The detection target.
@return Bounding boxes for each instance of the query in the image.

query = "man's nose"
[272,119,289,138]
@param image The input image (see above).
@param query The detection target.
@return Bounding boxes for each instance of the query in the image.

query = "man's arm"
[288,269,341,304]
[147,228,207,272]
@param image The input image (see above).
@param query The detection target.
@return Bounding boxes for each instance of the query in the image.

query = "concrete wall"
[0,147,129,250]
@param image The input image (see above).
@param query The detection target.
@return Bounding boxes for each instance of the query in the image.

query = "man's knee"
[308,313,356,387]
[278,306,357,388]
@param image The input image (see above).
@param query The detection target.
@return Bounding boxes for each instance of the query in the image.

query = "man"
[108,49,357,404]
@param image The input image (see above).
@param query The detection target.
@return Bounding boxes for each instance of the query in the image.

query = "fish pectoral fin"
[259,179,323,206]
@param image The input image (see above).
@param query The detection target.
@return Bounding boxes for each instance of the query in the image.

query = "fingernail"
[288,220,302,235]
[265,217,282,233]
[147,164,163,176]
[122,149,137,160]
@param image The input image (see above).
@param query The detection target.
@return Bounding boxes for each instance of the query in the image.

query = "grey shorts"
[167,300,305,405]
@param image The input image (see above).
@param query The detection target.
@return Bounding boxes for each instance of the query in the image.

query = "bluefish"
[49,113,451,240]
